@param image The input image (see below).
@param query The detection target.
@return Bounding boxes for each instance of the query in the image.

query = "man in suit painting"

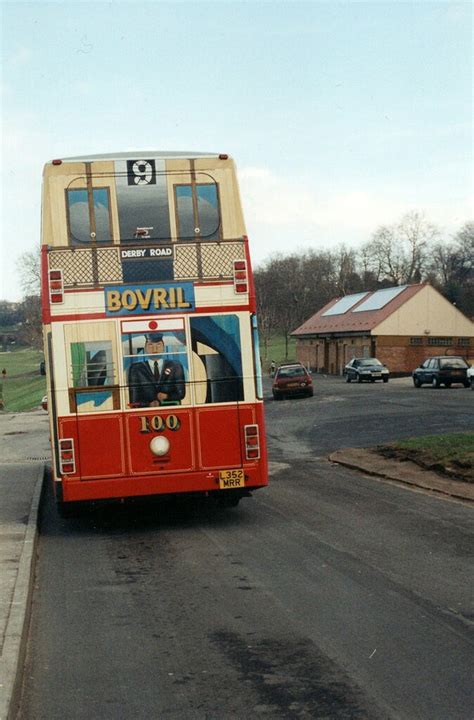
[128,332,185,407]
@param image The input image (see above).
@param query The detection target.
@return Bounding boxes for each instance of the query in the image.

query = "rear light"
[59,438,76,474]
[52,159,63,166]
[244,424,260,460]
[233,260,248,294]
[49,268,64,304]
[219,154,229,160]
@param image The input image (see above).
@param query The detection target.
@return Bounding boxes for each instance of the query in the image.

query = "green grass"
[394,433,474,463]
[260,333,297,373]
[0,348,46,412]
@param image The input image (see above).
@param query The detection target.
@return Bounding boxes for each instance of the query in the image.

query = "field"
[260,333,297,374]
[0,349,46,412]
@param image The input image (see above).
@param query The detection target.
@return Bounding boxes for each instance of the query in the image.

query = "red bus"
[41,152,268,514]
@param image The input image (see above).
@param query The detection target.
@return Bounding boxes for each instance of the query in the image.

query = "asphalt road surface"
[18,377,473,719]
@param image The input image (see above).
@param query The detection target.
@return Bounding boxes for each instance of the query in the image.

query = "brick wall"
[296,335,473,374]
[376,336,473,373]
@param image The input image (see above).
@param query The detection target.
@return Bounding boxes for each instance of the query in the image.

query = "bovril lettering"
[106,287,191,312]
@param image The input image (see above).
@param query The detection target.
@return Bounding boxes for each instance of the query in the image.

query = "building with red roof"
[292,283,474,375]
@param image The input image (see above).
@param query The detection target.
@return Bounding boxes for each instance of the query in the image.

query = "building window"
[427,337,452,346]
[458,337,471,346]
[410,337,423,345]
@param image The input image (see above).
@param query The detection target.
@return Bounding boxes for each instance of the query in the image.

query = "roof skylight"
[322,292,369,316]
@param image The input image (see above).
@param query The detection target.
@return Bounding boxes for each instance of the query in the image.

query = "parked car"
[468,365,474,390]
[272,363,313,400]
[412,356,470,388]
[344,358,389,383]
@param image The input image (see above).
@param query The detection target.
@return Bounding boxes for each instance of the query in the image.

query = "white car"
[468,365,474,390]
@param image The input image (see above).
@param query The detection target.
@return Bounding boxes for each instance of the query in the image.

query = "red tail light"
[244,424,260,460]
[49,268,64,304]
[233,260,248,294]
[59,438,76,474]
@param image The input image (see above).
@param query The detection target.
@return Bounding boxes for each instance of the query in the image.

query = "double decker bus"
[41,152,268,514]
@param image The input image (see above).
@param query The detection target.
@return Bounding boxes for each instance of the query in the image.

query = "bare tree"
[17,296,43,349]
[17,249,41,296]
[361,212,439,285]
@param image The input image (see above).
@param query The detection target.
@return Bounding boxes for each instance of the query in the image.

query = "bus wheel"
[217,494,241,508]
[56,501,80,518]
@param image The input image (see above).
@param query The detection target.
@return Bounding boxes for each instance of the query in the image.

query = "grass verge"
[0,349,46,412]
[379,433,474,483]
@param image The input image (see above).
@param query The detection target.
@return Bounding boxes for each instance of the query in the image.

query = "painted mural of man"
[128,332,185,407]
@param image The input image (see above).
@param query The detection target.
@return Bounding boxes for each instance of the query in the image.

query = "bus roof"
[46,151,223,164]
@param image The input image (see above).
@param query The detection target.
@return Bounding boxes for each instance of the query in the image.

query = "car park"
[412,356,470,388]
[344,357,389,383]
[272,363,313,400]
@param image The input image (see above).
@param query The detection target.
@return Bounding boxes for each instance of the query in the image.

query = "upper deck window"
[175,183,221,241]
[66,188,112,245]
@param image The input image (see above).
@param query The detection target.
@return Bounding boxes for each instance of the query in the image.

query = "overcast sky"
[1,0,472,301]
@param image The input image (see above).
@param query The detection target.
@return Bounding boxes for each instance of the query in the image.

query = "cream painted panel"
[239,312,257,401]
[374,286,474,336]
[194,284,248,308]
[51,322,71,416]
[50,291,105,316]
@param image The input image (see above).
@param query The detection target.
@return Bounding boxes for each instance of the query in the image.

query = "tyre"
[432,376,440,389]
[218,494,241,508]
[383,377,389,383]
[56,501,81,518]
[413,376,421,388]
[346,375,351,383]
[357,374,362,383]
[471,378,474,390]
[445,382,451,388]
[463,381,470,389]
[273,392,281,401]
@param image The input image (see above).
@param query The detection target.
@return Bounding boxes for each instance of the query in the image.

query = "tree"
[361,211,439,285]
[17,249,41,296]
[429,221,474,316]
[17,295,43,349]
[14,249,42,348]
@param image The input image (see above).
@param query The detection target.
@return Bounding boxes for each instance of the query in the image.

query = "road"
[18,377,474,719]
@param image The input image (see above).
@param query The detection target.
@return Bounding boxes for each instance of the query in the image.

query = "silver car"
[344,357,390,383]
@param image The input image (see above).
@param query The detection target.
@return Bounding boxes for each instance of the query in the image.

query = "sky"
[1,0,472,301]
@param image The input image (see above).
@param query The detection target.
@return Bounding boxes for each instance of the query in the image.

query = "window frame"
[173,181,222,241]
[65,185,113,246]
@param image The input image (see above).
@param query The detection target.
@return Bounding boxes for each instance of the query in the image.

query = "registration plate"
[219,469,245,489]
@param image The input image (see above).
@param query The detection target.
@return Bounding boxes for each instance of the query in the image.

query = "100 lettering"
[139,415,181,433]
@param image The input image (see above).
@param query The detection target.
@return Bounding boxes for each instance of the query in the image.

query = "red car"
[272,363,313,400]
